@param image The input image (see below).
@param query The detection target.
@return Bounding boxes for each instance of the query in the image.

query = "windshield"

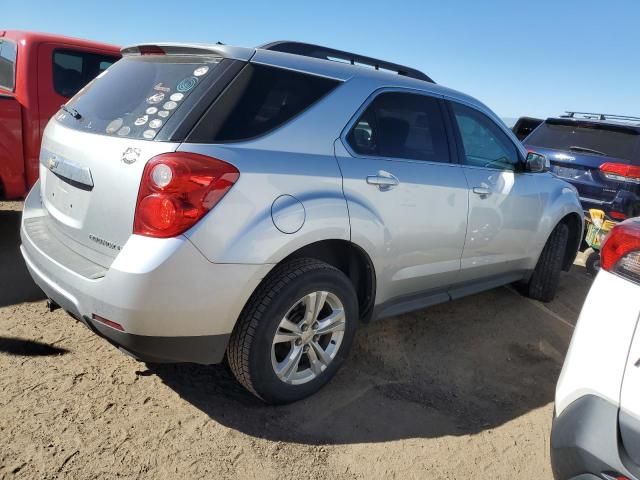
[55,55,222,140]
[525,120,640,163]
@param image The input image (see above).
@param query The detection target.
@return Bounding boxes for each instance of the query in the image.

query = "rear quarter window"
[189,64,340,142]
[0,39,17,91]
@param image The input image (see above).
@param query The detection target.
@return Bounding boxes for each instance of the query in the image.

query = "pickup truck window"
[53,49,119,98]
[0,39,17,91]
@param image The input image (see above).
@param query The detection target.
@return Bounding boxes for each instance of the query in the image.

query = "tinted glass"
[347,92,450,162]
[452,103,519,170]
[0,40,17,91]
[56,55,222,140]
[525,120,640,163]
[193,64,339,142]
[53,50,118,98]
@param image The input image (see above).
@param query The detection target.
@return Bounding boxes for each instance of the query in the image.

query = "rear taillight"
[134,152,239,238]
[600,162,640,184]
[601,219,640,284]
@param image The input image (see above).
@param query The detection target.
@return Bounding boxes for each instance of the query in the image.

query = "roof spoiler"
[121,43,254,62]
[259,41,434,83]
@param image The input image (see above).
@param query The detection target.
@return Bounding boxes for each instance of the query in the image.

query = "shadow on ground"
[149,268,592,445]
[0,208,45,307]
[0,336,68,356]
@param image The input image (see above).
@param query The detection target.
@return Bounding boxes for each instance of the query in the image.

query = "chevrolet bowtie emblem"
[122,147,141,165]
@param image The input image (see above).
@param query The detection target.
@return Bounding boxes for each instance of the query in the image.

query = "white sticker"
[117,126,131,136]
[149,119,163,129]
[143,129,157,139]
[163,101,178,110]
[106,118,123,134]
[153,82,170,92]
[146,107,158,115]
[170,92,184,102]
[134,115,149,126]
[194,66,209,76]
[147,92,165,104]
[157,110,169,118]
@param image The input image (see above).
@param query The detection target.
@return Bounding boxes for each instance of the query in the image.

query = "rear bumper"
[20,183,271,364]
[551,395,639,480]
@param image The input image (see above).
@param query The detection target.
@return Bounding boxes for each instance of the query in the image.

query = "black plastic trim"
[259,40,434,83]
[551,395,639,480]
[86,316,230,365]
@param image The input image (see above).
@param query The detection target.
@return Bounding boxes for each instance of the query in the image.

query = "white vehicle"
[553,218,640,480]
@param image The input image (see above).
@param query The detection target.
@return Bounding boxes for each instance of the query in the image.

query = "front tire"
[227,258,358,404]
[523,223,569,302]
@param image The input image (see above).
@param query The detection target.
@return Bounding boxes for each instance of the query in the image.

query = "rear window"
[0,39,17,91]
[55,55,222,140]
[53,49,119,98]
[526,120,640,163]
[189,64,340,142]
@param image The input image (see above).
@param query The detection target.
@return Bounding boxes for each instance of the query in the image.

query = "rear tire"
[227,258,358,404]
[584,248,601,276]
[523,223,569,302]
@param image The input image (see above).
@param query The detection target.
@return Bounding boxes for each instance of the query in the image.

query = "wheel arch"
[266,239,377,323]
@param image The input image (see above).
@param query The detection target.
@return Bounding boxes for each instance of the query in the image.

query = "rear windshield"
[526,120,640,163]
[55,55,222,140]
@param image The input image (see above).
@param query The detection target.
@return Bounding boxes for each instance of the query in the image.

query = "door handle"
[366,171,400,190]
[472,186,491,197]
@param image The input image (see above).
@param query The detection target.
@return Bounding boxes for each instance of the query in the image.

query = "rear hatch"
[524,118,640,204]
[38,49,243,266]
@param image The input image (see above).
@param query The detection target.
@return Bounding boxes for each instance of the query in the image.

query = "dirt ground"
[0,200,593,479]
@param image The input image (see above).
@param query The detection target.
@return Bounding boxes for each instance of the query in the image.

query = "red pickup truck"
[0,30,120,199]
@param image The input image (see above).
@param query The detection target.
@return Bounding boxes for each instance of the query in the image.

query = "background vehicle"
[21,40,583,403]
[0,30,120,199]
[552,218,640,480]
[512,116,542,141]
[524,111,640,221]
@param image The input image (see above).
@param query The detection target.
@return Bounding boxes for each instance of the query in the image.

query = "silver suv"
[21,41,583,404]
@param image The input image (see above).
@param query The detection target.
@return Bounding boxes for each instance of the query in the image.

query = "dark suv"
[524,112,640,221]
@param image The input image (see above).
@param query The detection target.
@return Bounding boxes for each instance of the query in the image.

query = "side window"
[53,49,118,98]
[451,102,519,170]
[191,64,340,143]
[347,92,450,163]
[0,40,17,91]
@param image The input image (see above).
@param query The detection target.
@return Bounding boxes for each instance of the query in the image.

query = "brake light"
[600,162,640,184]
[134,152,239,238]
[139,45,166,55]
[601,219,640,284]
[610,211,627,221]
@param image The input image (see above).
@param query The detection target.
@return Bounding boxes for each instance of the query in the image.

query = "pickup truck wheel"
[227,258,358,404]
[524,223,569,302]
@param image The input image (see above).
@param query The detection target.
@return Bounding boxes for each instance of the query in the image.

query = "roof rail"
[561,111,640,123]
[259,41,434,83]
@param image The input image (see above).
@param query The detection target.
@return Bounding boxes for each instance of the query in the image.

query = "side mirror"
[524,151,549,173]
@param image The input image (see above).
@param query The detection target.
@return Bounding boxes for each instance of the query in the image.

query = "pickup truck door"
[0,91,24,198]
[335,91,468,312]
[445,100,543,291]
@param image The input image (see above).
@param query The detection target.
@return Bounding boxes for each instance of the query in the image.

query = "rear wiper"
[568,145,606,156]
[60,104,82,120]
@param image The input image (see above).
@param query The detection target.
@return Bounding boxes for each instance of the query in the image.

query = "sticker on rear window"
[143,129,157,139]
[194,66,209,76]
[106,118,123,134]
[153,82,170,92]
[134,115,149,126]
[170,92,184,102]
[146,106,158,115]
[163,101,177,110]
[149,119,163,129]
[158,110,169,118]
[177,77,198,92]
[117,126,131,136]
[147,92,165,104]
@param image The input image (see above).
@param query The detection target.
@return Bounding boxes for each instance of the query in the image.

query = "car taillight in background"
[600,162,640,184]
[601,219,640,284]
[134,152,239,238]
